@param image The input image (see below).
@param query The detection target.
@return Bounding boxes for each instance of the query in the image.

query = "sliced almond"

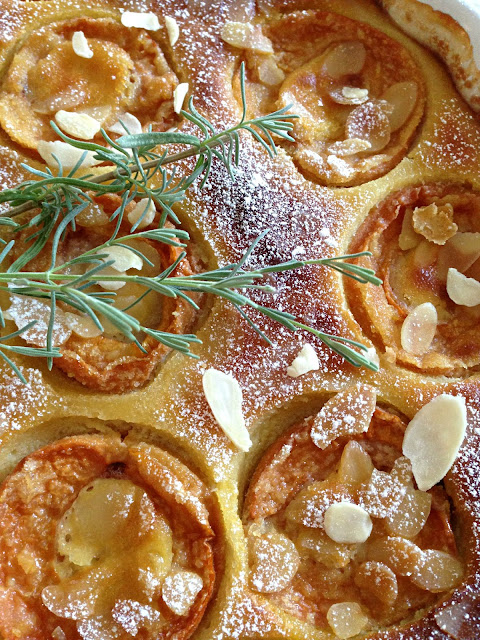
[37,140,101,169]
[367,536,423,576]
[71,31,93,59]
[257,56,285,86]
[112,601,164,635]
[286,343,319,378]
[338,441,374,485]
[55,110,101,140]
[121,11,160,31]
[101,246,143,272]
[221,22,273,53]
[438,232,480,280]
[311,384,377,450]
[97,246,143,290]
[331,86,369,105]
[322,41,367,78]
[108,113,143,136]
[359,457,411,519]
[162,570,203,615]
[7,295,71,347]
[173,83,189,114]
[412,550,463,592]
[164,16,179,46]
[328,138,372,157]
[412,203,457,245]
[127,198,156,229]
[202,369,251,452]
[402,394,467,491]
[249,530,300,593]
[447,268,480,306]
[345,100,391,152]
[324,502,372,544]
[326,602,369,639]
[381,81,418,132]
[65,312,103,338]
[400,302,437,355]
[354,561,398,607]
[385,486,432,538]
[398,207,420,251]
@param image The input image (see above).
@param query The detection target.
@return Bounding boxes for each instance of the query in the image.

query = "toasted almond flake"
[381,81,418,132]
[37,140,101,169]
[202,369,252,451]
[402,394,467,491]
[326,154,355,177]
[65,312,103,338]
[108,113,142,136]
[346,100,391,152]
[98,247,143,290]
[400,302,437,355]
[399,207,420,250]
[329,138,372,157]
[71,31,93,59]
[54,110,101,140]
[286,343,319,377]
[412,550,463,592]
[7,296,71,347]
[162,571,203,616]
[323,41,367,78]
[221,22,273,53]
[327,602,369,639]
[447,268,480,306]
[127,198,156,229]
[354,562,398,607]
[121,11,160,31]
[165,16,179,46]
[412,203,457,245]
[324,502,372,544]
[342,86,369,102]
[258,56,285,86]
[101,246,143,272]
[249,531,300,593]
[173,83,189,114]
[311,384,377,450]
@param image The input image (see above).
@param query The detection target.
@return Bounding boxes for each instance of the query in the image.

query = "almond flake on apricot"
[121,11,160,31]
[221,22,274,53]
[342,86,369,103]
[286,343,319,378]
[401,302,437,355]
[447,268,480,306]
[55,110,101,140]
[311,384,377,450]
[327,602,369,639]
[162,571,203,615]
[173,83,189,114]
[202,369,252,452]
[412,203,457,245]
[108,113,142,135]
[72,31,93,59]
[324,502,372,544]
[128,198,156,229]
[165,16,179,46]
[402,394,467,491]
[37,140,101,169]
